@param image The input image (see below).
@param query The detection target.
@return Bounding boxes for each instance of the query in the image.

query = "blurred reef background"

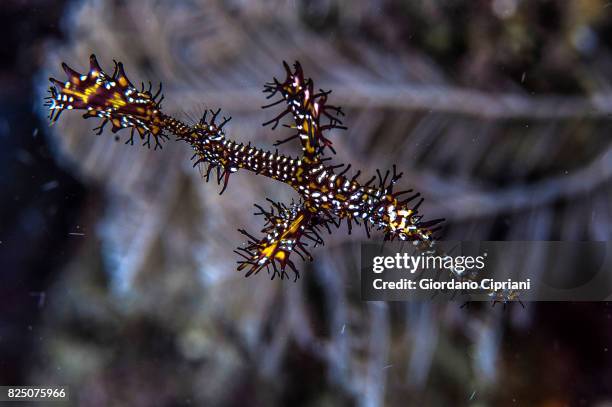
[2,0,612,406]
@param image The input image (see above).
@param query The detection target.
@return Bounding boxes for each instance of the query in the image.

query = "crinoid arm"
[262,61,346,162]
[45,54,168,149]
[235,200,325,281]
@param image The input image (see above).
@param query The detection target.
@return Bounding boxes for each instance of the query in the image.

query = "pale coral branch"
[178,86,612,119]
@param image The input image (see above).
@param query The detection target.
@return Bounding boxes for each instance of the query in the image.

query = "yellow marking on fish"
[261,242,278,258]
[107,92,127,109]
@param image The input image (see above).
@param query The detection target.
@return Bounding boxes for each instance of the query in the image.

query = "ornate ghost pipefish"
[46,55,444,281]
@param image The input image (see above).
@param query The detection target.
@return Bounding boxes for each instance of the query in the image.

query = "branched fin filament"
[235,201,324,281]
[262,61,346,161]
[46,54,168,149]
